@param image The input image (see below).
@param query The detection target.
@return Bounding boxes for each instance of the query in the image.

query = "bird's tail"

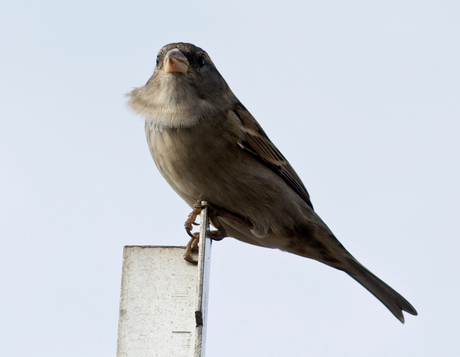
[346,258,417,323]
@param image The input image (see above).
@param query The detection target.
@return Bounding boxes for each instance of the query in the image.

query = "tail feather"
[346,259,417,323]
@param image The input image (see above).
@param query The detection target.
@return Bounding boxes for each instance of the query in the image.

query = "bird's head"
[128,43,235,128]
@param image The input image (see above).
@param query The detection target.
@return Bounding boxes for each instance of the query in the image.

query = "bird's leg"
[183,203,203,264]
[187,200,253,240]
[183,232,200,264]
[184,203,202,238]
[183,200,253,263]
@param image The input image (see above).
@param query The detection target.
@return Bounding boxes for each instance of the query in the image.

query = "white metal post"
[117,203,211,357]
[194,201,212,357]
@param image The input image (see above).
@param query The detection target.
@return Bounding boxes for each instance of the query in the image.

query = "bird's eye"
[156,56,160,66]
[197,56,206,67]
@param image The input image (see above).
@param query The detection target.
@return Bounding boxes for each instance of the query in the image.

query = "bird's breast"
[144,119,316,245]
[145,121,237,207]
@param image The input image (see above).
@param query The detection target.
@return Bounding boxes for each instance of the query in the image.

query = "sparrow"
[127,42,417,323]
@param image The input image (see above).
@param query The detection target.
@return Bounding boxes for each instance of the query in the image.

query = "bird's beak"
[163,49,190,74]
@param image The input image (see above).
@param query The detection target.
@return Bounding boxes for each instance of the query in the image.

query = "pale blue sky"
[1,1,459,356]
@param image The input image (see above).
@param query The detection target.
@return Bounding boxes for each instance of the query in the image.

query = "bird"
[127,42,417,323]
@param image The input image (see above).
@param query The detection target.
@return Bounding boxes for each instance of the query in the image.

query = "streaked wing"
[232,104,314,209]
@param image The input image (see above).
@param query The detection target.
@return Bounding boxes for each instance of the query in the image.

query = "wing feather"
[233,104,314,209]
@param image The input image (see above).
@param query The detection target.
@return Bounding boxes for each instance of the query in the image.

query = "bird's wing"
[232,104,314,209]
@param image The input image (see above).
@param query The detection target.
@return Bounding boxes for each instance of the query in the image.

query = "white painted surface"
[117,246,199,357]
[194,203,212,357]
[117,203,212,357]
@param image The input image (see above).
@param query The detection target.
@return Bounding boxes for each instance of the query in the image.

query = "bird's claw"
[184,203,202,238]
[183,232,200,264]
[183,200,253,262]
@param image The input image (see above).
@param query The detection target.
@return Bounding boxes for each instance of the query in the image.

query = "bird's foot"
[184,203,202,239]
[185,200,229,241]
[183,232,200,264]
[183,200,253,263]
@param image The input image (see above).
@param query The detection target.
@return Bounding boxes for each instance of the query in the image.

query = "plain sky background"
[1,1,459,356]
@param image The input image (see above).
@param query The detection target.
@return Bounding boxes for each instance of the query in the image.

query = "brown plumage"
[128,42,417,323]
